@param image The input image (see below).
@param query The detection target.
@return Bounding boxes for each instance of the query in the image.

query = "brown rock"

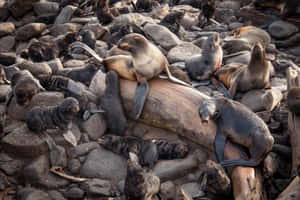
[0,22,15,37]
[16,23,47,41]
[0,35,15,52]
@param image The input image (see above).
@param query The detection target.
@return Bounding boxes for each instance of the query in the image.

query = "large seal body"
[199,97,274,167]
[186,33,223,81]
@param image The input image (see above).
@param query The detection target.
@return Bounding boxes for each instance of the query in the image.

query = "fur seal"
[198,97,274,167]
[159,10,185,36]
[0,65,9,85]
[186,33,223,81]
[287,88,300,116]
[152,139,189,160]
[71,33,191,120]
[11,70,45,107]
[98,135,158,168]
[202,0,216,24]
[124,160,160,200]
[26,97,80,133]
[101,71,128,136]
[96,0,120,25]
[253,0,300,18]
[215,42,271,97]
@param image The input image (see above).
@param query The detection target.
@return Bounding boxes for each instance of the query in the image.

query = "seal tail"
[70,41,103,63]
[164,65,191,87]
[133,81,149,120]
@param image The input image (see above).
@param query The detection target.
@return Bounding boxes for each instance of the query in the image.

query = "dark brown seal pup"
[96,0,120,25]
[159,10,185,36]
[202,0,216,24]
[124,160,160,200]
[26,97,80,133]
[11,70,45,107]
[287,88,300,116]
[215,42,271,97]
[101,71,128,136]
[98,134,158,168]
[152,139,189,160]
[254,0,300,18]
[71,33,190,120]
[186,33,223,81]
[198,97,274,167]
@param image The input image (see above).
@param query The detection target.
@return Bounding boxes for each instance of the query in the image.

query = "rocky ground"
[0,0,300,199]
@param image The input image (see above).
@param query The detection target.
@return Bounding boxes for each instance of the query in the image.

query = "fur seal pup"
[98,135,158,168]
[96,0,120,25]
[71,33,191,120]
[26,97,80,133]
[159,10,185,36]
[202,0,216,24]
[11,70,45,107]
[152,139,189,160]
[125,160,160,200]
[101,71,128,136]
[215,42,271,97]
[287,88,300,116]
[186,33,223,81]
[198,97,274,167]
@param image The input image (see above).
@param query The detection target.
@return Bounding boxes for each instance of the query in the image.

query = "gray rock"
[33,1,60,16]
[17,187,51,200]
[159,181,176,200]
[39,173,70,189]
[113,13,155,27]
[55,5,77,24]
[2,124,48,158]
[0,85,11,102]
[215,8,236,24]
[68,159,81,174]
[70,142,100,158]
[71,17,98,24]
[7,92,64,121]
[64,187,85,199]
[167,42,202,63]
[0,22,15,37]
[0,52,16,66]
[144,23,182,50]
[80,178,119,197]
[82,114,107,140]
[217,0,240,10]
[49,23,82,37]
[16,23,47,41]
[222,39,251,54]
[268,20,299,39]
[23,155,50,185]
[270,77,287,92]
[288,45,300,57]
[0,157,24,176]
[0,7,9,22]
[8,0,40,18]
[16,59,52,76]
[49,144,67,168]
[80,147,127,183]
[228,22,244,30]
[0,35,15,52]
[81,23,109,40]
[224,51,251,65]
[47,59,64,74]
[0,171,10,190]
[48,190,66,200]
[181,182,205,199]
[63,59,86,68]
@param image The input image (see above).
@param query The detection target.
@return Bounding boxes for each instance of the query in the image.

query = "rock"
[49,23,82,37]
[81,23,109,40]
[17,187,51,200]
[222,39,251,54]
[70,142,100,158]
[48,190,66,200]
[23,155,49,185]
[68,159,81,174]
[0,157,24,176]
[16,23,47,41]
[288,45,300,57]
[180,182,205,199]
[270,77,287,92]
[112,13,155,27]
[63,59,86,68]
[268,20,299,39]
[8,0,40,18]
[80,178,119,197]
[159,181,176,200]
[33,1,60,16]
[224,51,251,65]
[55,5,77,24]
[256,111,272,123]
[0,171,10,190]
[7,92,64,121]
[39,173,70,189]
[0,22,15,37]
[49,144,67,168]
[241,89,283,112]
[82,114,107,140]
[0,52,16,66]
[0,35,15,52]
[167,42,202,63]
[64,187,85,199]
[16,59,52,76]
[80,147,127,183]
[228,22,244,30]
[144,23,182,50]
[0,7,9,22]
[71,17,98,24]
[47,58,64,74]
[217,0,240,10]
[215,8,236,24]
[0,84,11,102]
[2,124,48,158]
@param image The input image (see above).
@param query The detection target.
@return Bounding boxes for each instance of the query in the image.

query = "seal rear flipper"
[220,158,259,167]
[164,65,191,87]
[211,78,233,99]
[133,81,149,120]
[70,41,103,63]
[214,128,227,163]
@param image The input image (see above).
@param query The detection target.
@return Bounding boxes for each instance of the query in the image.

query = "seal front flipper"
[220,158,258,167]
[70,41,103,63]
[133,80,149,120]
[214,127,227,163]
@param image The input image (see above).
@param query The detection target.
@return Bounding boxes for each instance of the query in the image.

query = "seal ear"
[212,109,220,119]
